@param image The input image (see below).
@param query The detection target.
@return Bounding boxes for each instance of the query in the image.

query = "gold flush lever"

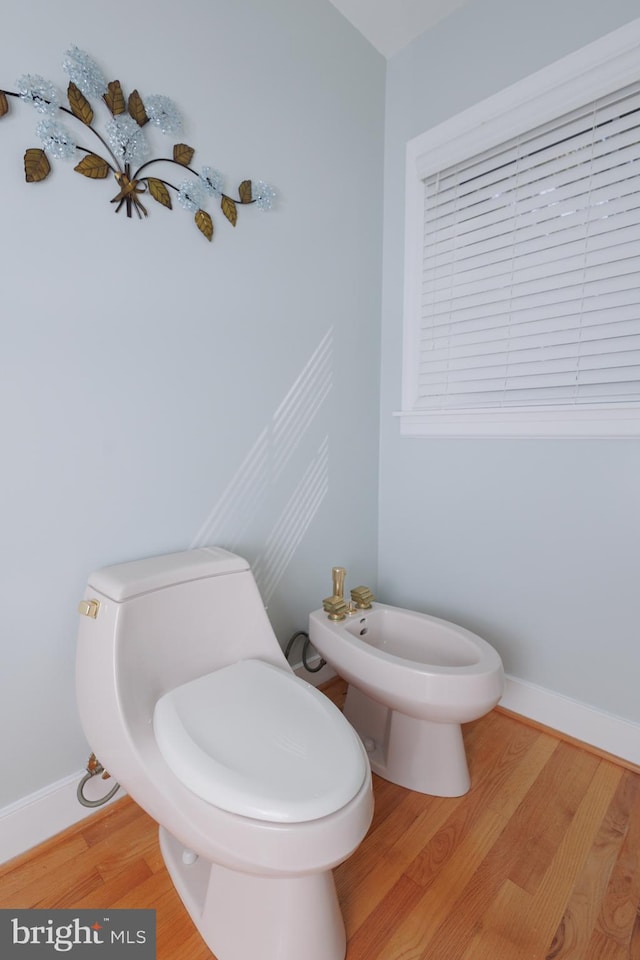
[78,598,100,619]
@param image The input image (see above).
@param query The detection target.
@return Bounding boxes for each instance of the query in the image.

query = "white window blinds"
[418,79,640,414]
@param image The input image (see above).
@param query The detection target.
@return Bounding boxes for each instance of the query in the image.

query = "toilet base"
[344,685,471,797]
[159,826,347,960]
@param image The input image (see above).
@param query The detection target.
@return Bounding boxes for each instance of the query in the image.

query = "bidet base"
[344,685,471,797]
[159,826,346,960]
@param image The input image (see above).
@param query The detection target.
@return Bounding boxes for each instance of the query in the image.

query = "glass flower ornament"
[0,47,276,243]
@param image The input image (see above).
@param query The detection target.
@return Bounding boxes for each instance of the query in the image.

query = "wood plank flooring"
[1,678,639,959]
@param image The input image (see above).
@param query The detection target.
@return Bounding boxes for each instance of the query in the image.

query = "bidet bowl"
[309,603,504,724]
[309,602,504,796]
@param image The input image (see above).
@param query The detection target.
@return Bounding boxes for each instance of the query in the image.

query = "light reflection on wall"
[271,328,332,481]
[190,427,270,552]
[253,436,329,602]
[190,328,333,598]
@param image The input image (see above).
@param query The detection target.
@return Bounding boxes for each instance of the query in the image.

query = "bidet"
[309,602,504,796]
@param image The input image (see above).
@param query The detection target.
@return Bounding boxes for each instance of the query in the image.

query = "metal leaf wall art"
[0,47,276,243]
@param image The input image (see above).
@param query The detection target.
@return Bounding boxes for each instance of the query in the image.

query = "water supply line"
[77,753,121,808]
[285,630,326,673]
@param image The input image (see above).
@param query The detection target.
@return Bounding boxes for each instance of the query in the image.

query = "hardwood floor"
[1,679,639,959]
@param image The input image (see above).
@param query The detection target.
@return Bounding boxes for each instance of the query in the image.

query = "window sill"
[395,407,640,439]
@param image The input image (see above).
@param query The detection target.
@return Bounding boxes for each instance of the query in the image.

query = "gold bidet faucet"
[332,566,346,600]
[322,567,376,621]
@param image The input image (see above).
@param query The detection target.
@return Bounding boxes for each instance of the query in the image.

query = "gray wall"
[379,0,640,722]
[4,0,638,821]
[0,0,384,808]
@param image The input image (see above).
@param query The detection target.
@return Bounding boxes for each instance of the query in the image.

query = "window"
[399,18,640,437]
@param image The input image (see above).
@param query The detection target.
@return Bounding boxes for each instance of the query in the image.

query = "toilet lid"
[153,659,367,823]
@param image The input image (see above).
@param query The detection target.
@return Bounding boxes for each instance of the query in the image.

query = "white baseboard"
[304,666,640,766]
[500,674,640,767]
[3,673,638,866]
[0,769,124,866]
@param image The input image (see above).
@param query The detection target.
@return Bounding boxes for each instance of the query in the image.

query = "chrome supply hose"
[284,630,326,673]
[77,753,121,808]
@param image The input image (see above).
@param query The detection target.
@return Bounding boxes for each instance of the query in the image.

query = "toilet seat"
[153,659,367,823]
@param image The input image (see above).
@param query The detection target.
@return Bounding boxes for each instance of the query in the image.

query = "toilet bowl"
[76,548,373,960]
[308,602,504,797]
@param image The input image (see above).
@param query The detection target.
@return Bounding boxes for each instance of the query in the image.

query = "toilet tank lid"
[87,547,249,601]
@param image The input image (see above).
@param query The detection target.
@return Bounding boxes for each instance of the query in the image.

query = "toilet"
[75,548,373,960]
[308,602,504,797]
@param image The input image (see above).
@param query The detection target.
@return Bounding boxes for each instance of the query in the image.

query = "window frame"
[398,17,640,438]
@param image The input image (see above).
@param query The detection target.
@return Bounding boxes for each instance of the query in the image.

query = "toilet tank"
[78,547,289,738]
[87,547,249,601]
